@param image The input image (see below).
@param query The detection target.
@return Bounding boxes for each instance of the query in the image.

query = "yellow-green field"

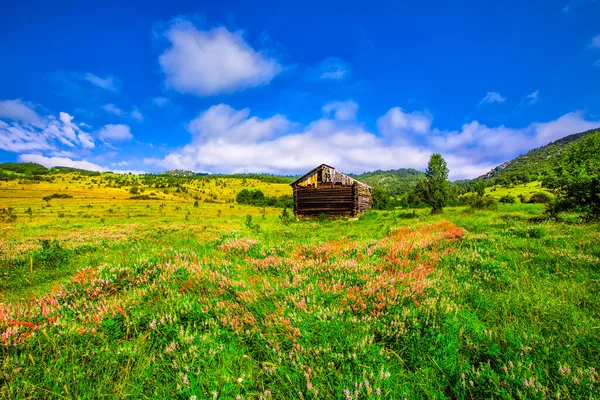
[0,174,291,224]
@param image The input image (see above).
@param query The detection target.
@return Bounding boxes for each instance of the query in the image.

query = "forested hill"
[479,127,600,184]
[351,168,425,195]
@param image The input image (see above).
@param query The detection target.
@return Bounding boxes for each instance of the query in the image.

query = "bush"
[279,207,291,225]
[42,193,73,202]
[0,207,17,223]
[470,195,498,210]
[499,195,516,204]
[527,192,552,204]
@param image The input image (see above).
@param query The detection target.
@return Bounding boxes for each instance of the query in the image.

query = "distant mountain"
[351,168,425,195]
[479,127,600,184]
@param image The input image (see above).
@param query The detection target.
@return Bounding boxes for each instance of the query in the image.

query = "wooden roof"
[290,164,371,189]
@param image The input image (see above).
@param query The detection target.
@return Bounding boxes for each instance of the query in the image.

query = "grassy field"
[1,176,599,398]
[485,181,550,200]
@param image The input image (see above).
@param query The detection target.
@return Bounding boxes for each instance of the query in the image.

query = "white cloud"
[525,90,539,104]
[479,92,506,105]
[0,99,44,126]
[0,105,95,153]
[97,124,133,141]
[377,107,433,136]
[130,108,143,122]
[147,102,600,180]
[152,97,169,107]
[187,104,289,144]
[102,103,124,116]
[102,104,143,121]
[18,154,145,174]
[83,73,118,92]
[595,59,600,67]
[159,20,282,96]
[313,57,351,81]
[592,34,600,48]
[322,101,359,121]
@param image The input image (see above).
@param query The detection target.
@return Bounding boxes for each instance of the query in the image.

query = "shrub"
[528,192,552,204]
[470,195,498,210]
[499,195,516,204]
[0,207,17,223]
[42,193,73,202]
[279,207,291,225]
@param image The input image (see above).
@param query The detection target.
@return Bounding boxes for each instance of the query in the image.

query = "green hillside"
[479,127,600,184]
[351,168,425,195]
[0,162,49,175]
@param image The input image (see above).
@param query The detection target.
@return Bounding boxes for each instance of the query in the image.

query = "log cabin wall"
[291,164,372,218]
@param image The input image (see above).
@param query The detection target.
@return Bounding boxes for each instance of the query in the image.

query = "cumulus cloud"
[311,57,351,81]
[187,104,289,144]
[0,99,44,126]
[147,102,600,180]
[322,101,359,121]
[158,20,282,96]
[479,91,506,105]
[97,124,133,141]
[377,107,433,137]
[83,73,119,92]
[0,103,96,153]
[18,154,145,174]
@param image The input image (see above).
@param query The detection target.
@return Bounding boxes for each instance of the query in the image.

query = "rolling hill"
[478,127,600,184]
[351,168,425,195]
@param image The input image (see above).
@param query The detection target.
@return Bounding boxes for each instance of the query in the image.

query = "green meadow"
[1,175,599,399]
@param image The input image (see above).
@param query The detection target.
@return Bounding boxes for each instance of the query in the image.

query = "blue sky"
[1,0,599,179]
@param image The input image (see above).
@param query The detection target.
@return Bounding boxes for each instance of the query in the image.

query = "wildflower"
[149,320,156,329]
[190,396,197,400]
[237,377,243,383]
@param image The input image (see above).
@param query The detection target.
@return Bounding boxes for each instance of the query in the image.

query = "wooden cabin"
[290,164,372,218]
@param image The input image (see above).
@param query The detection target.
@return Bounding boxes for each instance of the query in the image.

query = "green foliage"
[350,168,424,195]
[0,162,49,175]
[480,127,600,185]
[473,180,486,196]
[0,207,18,223]
[528,191,552,204]
[371,185,392,210]
[236,188,293,208]
[544,131,600,220]
[50,166,101,176]
[499,194,516,204]
[414,153,449,213]
[42,193,73,202]
[36,239,70,269]
[279,206,291,225]
[128,195,158,200]
[129,186,140,194]
[469,194,498,210]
